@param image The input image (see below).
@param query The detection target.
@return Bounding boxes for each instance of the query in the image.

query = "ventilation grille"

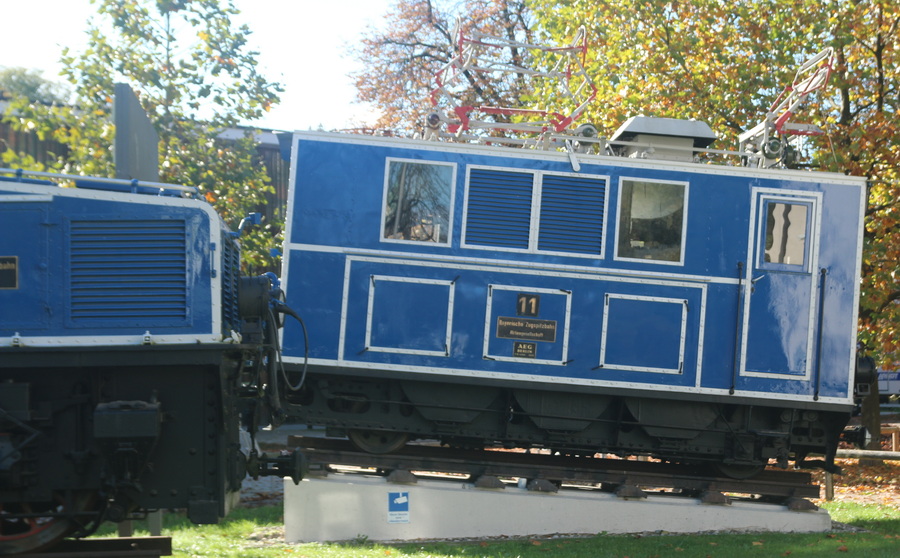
[538,175,606,254]
[464,169,606,255]
[220,234,241,333]
[70,220,188,321]
[464,168,533,248]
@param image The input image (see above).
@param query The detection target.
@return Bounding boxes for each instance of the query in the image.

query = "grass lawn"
[90,499,900,557]
[85,457,900,556]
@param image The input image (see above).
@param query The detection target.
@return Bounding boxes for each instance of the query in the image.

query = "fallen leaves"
[812,458,900,509]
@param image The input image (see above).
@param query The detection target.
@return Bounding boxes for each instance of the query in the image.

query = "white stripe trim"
[288,131,867,187]
[286,242,738,286]
[1,333,235,347]
[280,355,853,405]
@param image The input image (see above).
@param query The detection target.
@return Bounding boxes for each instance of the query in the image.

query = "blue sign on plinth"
[388,492,410,523]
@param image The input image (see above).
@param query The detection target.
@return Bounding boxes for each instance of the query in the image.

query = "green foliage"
[0,67,69,104]
[530,0,833,145]
[1,0,284,270]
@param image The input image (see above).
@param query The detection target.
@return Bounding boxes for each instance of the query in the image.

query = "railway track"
[287,436,820,508]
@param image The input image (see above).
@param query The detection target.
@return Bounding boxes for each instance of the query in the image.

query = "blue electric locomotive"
[0,172,288,554]
[276,115,867,476]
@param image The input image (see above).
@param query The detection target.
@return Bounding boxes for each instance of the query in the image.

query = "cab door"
[740,189,821,379]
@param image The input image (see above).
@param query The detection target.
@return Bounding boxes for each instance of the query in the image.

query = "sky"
[0,0,395,132]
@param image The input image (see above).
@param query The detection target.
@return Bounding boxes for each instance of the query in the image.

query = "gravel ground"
[240,474,285,508]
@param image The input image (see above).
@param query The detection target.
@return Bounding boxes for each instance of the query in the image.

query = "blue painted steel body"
[0,172,285,552]
[0,177,236,345]
[281,132,865,408]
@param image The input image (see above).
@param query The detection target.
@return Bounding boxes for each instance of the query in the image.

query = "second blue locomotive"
[0,173,287,554]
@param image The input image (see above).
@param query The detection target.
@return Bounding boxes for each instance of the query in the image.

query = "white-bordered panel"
[599,294,689,374]
[482,284,572,365]
[364,275,455,356]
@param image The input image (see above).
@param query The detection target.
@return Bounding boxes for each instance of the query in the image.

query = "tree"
[0,67,69,105]
[352,0,534,135]
[1,0,284,270]
[529,0,900,370]
[531,1,840,142]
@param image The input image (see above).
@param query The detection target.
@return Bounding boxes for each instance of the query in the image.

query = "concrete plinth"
[284,473,831,543]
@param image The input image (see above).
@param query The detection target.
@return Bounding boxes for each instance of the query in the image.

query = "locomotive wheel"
[348,429,409,454]
[0,492,95,555]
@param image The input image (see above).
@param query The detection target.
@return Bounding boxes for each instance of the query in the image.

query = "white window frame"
[380,157,457,247]
[613,177,689,266]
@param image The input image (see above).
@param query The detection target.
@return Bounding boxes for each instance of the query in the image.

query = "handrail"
[835,449,900,460]
[433,131,766,165]
[0,167,197,195]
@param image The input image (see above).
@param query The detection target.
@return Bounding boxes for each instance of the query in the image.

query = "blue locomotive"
[0,172,288,554]
[276,114,867,477]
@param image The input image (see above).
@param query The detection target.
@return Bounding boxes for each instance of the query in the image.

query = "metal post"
[148,510,163,537]
[824,471,834,501]
[117,520,134,537]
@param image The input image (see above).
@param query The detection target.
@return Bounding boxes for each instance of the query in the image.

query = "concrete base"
[284,473,831,543]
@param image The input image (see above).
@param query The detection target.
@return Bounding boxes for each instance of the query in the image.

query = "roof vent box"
[610,116,716,162]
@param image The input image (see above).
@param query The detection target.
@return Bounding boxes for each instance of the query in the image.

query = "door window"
[762,201,808,268]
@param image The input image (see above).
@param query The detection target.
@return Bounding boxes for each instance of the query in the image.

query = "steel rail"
[288,436,819,501]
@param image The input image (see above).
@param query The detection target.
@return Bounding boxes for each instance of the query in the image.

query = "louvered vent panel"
[70,220,188,320]
[220,235,241,333]
[538,175,606,254]
[465,169,533,248]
